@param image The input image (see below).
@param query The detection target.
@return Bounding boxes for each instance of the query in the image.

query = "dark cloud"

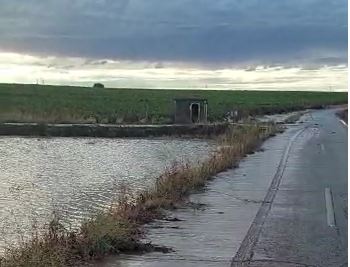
[0,0,347,65]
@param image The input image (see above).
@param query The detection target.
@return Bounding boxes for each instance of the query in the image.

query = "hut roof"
[174,98,207,102]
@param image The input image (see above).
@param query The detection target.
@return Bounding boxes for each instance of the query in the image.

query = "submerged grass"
[0,123,277,267]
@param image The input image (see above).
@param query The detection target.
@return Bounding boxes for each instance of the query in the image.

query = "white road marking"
[325,187,336,227]
[320,144,325,152]
[339,119,347,127]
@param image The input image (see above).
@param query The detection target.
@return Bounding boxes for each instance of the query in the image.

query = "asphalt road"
[232,109,348,267]
[98,108,347,267]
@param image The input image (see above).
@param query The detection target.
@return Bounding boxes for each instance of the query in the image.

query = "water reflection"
[0,137,214,248]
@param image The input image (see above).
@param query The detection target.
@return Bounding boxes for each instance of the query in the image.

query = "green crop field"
[0,83,347,124]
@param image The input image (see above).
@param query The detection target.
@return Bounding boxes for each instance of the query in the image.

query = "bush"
[93,83,104,89]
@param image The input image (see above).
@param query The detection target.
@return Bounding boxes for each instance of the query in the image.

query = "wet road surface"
[235,109,347,267]
[97,109,347,267]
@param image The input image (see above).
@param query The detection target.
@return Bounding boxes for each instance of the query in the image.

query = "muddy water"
[0,137,214,248]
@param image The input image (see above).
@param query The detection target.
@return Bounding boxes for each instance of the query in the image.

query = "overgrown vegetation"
[0,123,277,267]
[0,83,347,124]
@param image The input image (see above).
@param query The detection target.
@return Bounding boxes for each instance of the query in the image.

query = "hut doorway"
[173,98,207,124]
[190,103,200,123]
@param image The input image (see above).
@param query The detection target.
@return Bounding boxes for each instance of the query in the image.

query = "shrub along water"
[0,123,277,267]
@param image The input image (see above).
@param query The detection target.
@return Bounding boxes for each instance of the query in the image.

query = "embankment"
[0,123,228,138]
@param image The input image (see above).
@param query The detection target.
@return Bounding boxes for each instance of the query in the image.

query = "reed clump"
[0,194,145,267]
[0,123,277,267]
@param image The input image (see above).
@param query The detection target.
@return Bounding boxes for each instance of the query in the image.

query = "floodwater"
[0,137,214,248]
[98,109,347,267]
[98,122,295,267]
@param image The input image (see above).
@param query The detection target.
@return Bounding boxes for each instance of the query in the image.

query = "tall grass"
[0,123,277,267]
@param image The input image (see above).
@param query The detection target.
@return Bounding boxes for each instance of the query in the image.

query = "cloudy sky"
[0,0,347,90]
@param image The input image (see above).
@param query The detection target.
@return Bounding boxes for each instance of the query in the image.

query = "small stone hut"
[174,98,208,124]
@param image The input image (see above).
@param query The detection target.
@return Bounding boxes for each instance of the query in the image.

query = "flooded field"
[0,137,215,248]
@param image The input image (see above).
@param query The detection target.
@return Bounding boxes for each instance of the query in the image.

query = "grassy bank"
[0,123,277,267]
[0,83,347,123]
